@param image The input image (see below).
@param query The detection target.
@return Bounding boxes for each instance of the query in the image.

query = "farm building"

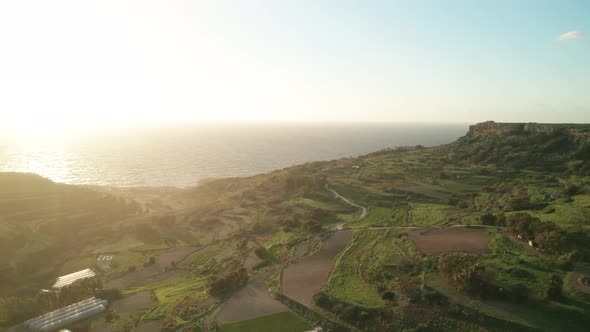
[52,268,96,289]
[24,297,107,332]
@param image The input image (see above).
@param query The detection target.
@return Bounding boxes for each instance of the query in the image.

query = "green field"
[531,194,590,229]
[4,122,590,331]
[408,202,450,226]
[483,231,560,296]
[219,312,310,332]
[327,229,419,307]
[346,206,389,228]
[327,230,384,307]
[128,275,208,321]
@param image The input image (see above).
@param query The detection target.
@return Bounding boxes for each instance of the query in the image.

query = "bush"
[556,251,577,271]
[438,253,487,295]
[254,246,269,260]
[543,274,562,300]
[98,288,124,302]
[208,268,248,296]
[381,291,396,301]
[143,256,157,267]
[480,212,496,225]
[303,220,322,233]
[313,291,333,309]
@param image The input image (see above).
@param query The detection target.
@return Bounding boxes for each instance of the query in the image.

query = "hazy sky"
[0,0,588,130]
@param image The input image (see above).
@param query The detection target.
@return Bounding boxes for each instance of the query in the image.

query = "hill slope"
[2,122,590,331]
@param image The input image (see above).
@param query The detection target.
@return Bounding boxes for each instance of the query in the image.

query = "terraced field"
[409,227,491,256]
[282,230,353,306]
[408,203,452,226]
[216,270,288,325]
[326,230,384,307]
[219,312,309,332]
[327,228,419,307]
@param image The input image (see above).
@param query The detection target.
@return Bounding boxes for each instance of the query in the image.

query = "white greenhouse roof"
[24,297,107,332]
[52,268,96,289]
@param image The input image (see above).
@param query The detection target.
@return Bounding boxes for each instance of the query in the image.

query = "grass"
[369,229,418,266]
[127,275,208,321]
[327,230,386,307]
[327,229,419,308]
[179,242,226,269]
[59,255,98,275]
[530,194,590,229]
[87,240,168,254]
[346,206,390,228]
[219,312,310,332]
[430,272,590,331]
[408,203,450,226]
[483,231,559,296]
[328,182,386,207]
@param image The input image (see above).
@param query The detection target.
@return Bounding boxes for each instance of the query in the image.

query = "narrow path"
[325,185,367,231]
[324,186,503,231]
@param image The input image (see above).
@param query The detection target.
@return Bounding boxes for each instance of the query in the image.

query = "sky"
[0,0,588,130]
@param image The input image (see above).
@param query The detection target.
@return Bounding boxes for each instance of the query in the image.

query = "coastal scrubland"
[2,121,590,331]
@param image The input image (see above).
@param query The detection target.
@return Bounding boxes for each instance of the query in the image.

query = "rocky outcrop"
[467,121,517,136]
[468,121,590,142]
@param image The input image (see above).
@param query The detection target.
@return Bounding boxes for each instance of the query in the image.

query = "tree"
[535,229,566,254]
[438,253,485,294]
[556,251,577,271]
[254,246,269,260]
[506,213,539,238]
[543,274,562,300]
[480,212,496,226]
[208,268,248,296]
[507,189,533,211]
[303,219,322,233]
[396,276,422,302]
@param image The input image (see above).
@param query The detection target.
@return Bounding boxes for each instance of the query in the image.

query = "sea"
[0,123,468,187]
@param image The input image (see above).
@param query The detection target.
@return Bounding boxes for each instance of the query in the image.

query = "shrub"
[98,288,124,302]
[543,274,562,300]
[208,268,248,297]
[254,246,269,260]
[438,253,487,295]
[303,220,322,233]
[480,212,496,225]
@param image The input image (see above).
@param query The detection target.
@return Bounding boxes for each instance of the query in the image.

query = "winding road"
[325,185,367,230]
[325,185,503,231]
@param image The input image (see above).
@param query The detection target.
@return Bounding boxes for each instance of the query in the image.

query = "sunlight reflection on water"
[0,124,468,187]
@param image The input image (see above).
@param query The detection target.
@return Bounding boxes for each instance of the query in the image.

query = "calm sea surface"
[0,124,468,187]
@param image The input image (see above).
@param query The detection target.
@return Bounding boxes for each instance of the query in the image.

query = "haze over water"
[0,123,467,187]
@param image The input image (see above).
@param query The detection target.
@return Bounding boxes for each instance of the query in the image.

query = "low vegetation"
[2,121,590,331]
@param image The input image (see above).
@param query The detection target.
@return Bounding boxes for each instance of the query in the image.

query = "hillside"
[454,121,590,172]
[2,122,590,332]
[0,173,143,295]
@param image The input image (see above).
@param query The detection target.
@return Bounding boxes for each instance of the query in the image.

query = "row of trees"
[438,253,487,295]
[438,253,564,301]
[505,212,582,266]
[207,267,248,297]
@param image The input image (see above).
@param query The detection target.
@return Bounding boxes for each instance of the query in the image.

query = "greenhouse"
[52,268,96,289]
[24,297,107,332]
